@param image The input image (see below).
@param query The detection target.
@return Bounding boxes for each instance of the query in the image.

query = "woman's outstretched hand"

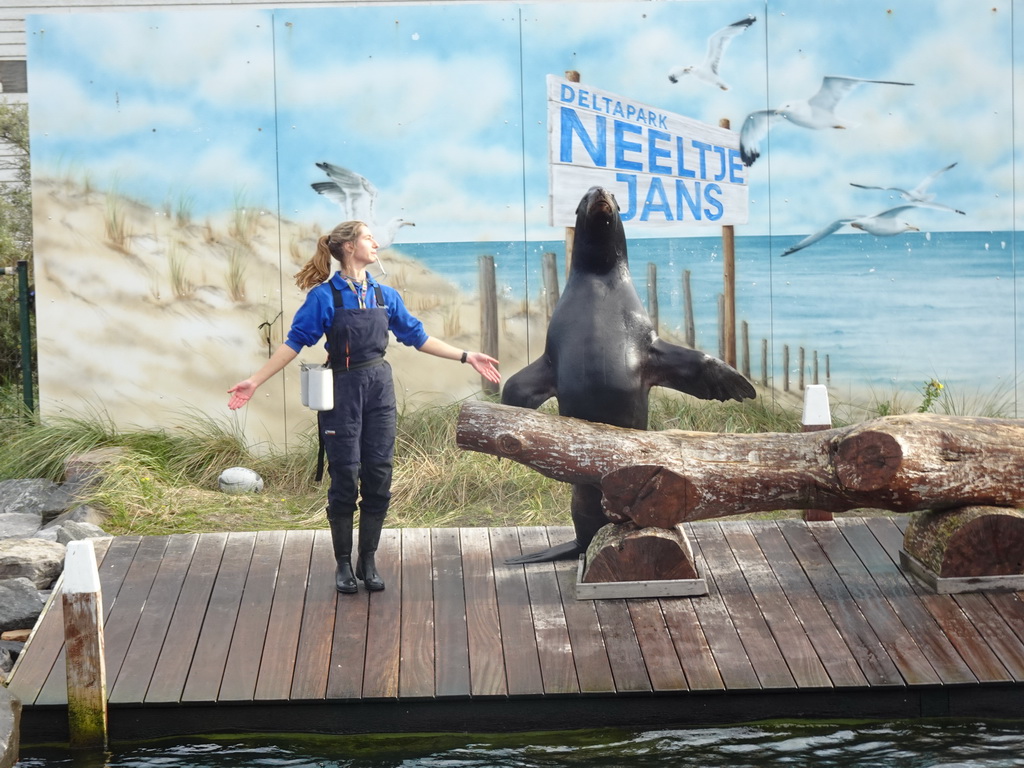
[227,379,257,410]
[467,352,501,384]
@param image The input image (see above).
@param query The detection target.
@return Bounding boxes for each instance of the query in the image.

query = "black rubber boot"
[355,511,386,591]
[328,514,358,594]
[354,463,390,591]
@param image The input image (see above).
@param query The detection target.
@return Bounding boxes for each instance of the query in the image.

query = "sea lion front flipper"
[504,539,585,564]
[648,338,756,402]
[500,355,557,409]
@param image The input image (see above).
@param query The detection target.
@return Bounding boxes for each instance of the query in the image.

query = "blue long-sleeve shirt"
[284,272,429,354]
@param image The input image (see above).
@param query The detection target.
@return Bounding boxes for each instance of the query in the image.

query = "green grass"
[0,381,1014,537]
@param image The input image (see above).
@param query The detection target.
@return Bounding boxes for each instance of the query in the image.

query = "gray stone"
[0,646,11,676]
[55,520,107,544]
[0,578,43,634]
[0,512,42,540]
[0,479,61,517]
[0,685,19,768]
[0,539,66,589]
[43,503,107,531]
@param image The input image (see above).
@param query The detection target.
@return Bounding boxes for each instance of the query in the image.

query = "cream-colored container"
[300,363,334,411]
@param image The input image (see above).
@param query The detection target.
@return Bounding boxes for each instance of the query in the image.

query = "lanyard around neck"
[342,274,369,308]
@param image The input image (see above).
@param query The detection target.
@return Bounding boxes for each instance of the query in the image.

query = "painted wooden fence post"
[62,540,107,750]
[801,384,833,522]
[478,254,499,397]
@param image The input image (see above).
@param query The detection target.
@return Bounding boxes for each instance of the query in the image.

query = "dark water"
[16,720,1024,767]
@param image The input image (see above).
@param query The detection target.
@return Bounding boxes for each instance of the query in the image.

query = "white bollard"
[801,385,833,522]
[62,540,107,751]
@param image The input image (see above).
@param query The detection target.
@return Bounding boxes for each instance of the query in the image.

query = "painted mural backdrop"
[25,0,1022,447]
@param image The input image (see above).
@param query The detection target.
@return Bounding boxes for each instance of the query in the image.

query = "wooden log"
[457,401,1024,526]
[582,522,698,583]
[903,506,1024,578]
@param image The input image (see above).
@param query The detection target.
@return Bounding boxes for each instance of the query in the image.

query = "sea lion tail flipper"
[500,356,557,409]
[505,539,585,564]
[649,339,756,402]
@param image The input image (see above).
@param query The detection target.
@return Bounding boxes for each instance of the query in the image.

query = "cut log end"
[903,506,1024,578]
[582,522,699,583]
[601,464,697,528]
[834,429,903,492]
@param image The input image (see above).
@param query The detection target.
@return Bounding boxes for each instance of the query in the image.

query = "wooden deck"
[7,516,1024,742]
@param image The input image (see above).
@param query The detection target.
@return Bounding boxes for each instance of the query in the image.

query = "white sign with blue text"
[548,74,749,228]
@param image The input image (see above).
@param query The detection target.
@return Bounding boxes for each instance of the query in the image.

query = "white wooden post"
[62,540,108,750]
[801,385,833,522]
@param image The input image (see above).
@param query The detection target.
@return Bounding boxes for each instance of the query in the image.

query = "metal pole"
[17,260,32,411]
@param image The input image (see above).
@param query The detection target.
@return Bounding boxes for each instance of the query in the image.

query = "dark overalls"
[322,280,395,587]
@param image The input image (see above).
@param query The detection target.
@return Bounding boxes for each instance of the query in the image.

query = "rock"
[0,646,11,676]
[0,640,22,667]
[0,631,29,643]
[0,684,20,768]
[43,503,107,531]
[0,539,66,589]
[0,479,62,518]
[0,513,42,540]
[64,447,125,485]
[0,579,44,634]
[55,521,107,545]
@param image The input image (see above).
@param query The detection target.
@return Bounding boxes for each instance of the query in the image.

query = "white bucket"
[300,363,334,411]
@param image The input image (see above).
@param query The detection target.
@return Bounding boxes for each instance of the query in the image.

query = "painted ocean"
[395,230,1020,412]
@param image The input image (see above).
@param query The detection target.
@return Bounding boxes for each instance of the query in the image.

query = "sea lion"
[501,186,756,563]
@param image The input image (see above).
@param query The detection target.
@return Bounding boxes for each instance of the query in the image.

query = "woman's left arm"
[417,337,501,384]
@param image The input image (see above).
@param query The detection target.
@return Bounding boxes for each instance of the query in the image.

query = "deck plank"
[361,528,403,699]
[109,534,199,705]
[837,518,977,685]
[747,521,867,689]
[693,523,796,690]
[289,529,338,700]
[809,522,941,686]
[399,528,435,700]
[180,531,257,703]
[554,558,616,694]
[488,526,544,696]
[432,527,470,698]
[145,533,229,704]
[326,566,369,701]
[255,529,316,702]
[518,527,579,695]
[720,522,833,689]
[460,527,508,698]
[593,598,651,693]
[778,521,904,687]
[687,530,762,691]
[627,598,687,692]
[220,530,287,702]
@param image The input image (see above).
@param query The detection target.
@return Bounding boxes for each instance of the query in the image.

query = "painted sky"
[26,0,1022,243]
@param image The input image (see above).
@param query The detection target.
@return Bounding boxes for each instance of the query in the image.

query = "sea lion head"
[572,187,627,273]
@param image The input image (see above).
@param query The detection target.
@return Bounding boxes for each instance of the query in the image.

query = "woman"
[228,221,500,593]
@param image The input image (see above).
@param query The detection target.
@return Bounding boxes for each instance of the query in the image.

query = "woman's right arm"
[227,343,299,410]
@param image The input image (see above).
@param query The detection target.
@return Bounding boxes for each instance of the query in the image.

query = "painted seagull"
[850,162,966,215]
[780,205,924,257]
[311,161,415,248]
[668,15,756,91]
[740,75,914,166]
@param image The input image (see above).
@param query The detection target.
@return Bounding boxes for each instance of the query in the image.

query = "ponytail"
[293,220,366,291]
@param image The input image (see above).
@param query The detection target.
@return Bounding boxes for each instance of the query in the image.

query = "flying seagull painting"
[311,161,415,248]
[780,205,926,257]
[667,15,756,91]
[740,76,914,166]
[850,162,966,215]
